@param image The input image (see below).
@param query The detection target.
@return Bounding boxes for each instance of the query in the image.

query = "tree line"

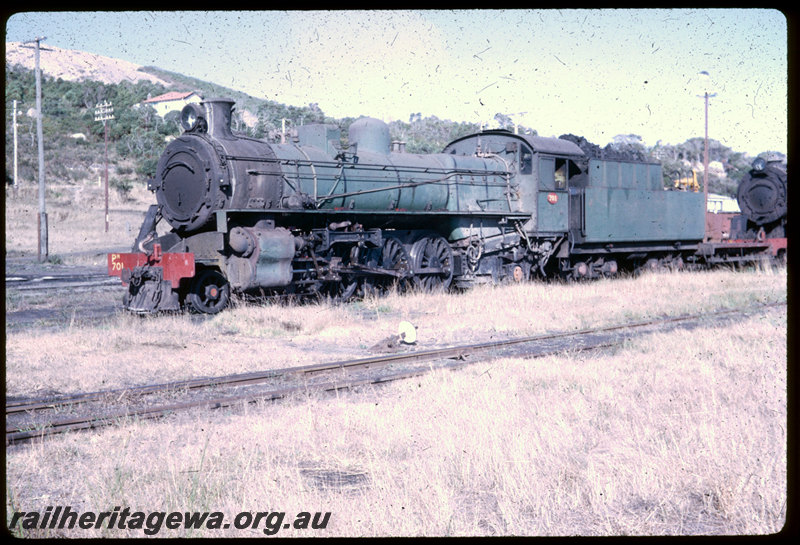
[5,64,783,197]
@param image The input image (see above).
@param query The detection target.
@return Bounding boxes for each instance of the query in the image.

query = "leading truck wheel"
[185,269,230,314]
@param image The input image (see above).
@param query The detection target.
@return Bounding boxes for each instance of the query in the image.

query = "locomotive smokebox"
[154,98,240,232]
[737,161,787,226]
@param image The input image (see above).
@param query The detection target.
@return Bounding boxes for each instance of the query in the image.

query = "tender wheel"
[668,255,684,272]
[637,257,663,275]
[185,268,230,314]
[571,261,590,281]
[410,235,453,292]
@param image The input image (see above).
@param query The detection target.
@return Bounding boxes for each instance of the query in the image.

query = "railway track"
[6,267,124,330]
[5,271,119,292]
[6,302,785,445]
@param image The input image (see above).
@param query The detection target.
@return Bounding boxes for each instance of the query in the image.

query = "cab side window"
[541,157,580,190]
[520,145,533,175]
[540,157,556,189]
[554,160,567,189]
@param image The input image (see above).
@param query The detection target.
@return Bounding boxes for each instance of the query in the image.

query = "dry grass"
[364,265,786,344]
[4,266,787,536]
[5,182,153,266]
[4,267,785,396]
[5,309,786,537]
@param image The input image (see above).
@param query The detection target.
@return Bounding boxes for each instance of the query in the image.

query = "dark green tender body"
[576,159,705,243]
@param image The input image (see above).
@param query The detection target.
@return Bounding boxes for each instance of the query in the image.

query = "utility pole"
[94,101,114,233]
[23,36,51,262]
[12,99,19,195]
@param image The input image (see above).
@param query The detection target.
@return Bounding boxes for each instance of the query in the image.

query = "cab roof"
[444,130,586,158]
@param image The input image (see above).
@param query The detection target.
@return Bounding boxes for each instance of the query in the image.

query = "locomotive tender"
[109,97,710,314]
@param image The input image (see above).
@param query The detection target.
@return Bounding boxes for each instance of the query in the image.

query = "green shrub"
[111,177,133,198]
[135,157,159,178]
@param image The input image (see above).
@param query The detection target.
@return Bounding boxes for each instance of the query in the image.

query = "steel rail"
[7,337,628,444]
[6,272,110,283]
[9,280,119,292]
[5,273,119,292]
[6,301,784,415]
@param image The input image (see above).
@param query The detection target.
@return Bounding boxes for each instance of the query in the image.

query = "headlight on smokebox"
[180,103,205,132]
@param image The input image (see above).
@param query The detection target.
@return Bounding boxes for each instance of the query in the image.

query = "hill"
[6,41,171,87]
[5,42,262,127]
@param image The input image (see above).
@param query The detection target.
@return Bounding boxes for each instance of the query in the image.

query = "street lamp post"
[94,101,114,233]
[698,71,717,241]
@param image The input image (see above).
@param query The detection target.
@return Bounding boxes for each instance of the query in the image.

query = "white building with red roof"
[142,91,202,118]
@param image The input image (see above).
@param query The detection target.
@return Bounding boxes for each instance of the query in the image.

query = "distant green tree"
[255,101,327,140]
[389,115,481,154]
[607,134,649,161]
[4,65,177,181]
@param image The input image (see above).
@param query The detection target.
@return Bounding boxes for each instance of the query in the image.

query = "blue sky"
[5,9,788,156]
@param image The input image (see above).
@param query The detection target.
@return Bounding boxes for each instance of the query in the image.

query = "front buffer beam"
[108,244,195,312]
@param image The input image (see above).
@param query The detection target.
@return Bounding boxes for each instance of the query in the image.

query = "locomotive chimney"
[203,98,235,140]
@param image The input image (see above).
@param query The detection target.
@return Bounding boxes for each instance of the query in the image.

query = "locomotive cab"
[536,154,584,233]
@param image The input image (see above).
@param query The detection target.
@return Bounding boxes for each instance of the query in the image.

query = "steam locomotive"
[701,157,787,265]
[731,158,787,259]
[108,98,776,314]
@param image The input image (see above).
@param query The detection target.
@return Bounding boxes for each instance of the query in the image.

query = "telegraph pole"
[94,101,114,233]
[23,36,50,261]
